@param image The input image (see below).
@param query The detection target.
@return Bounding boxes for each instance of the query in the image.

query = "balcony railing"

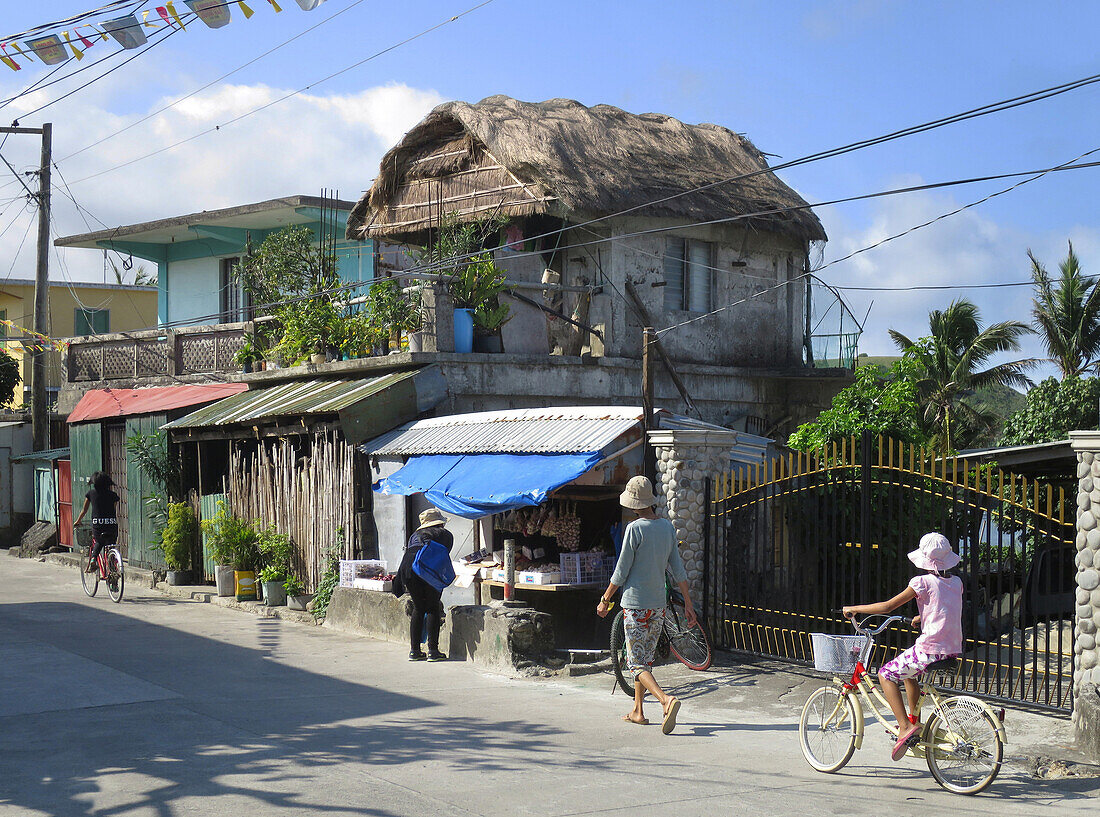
[66,322,248,383]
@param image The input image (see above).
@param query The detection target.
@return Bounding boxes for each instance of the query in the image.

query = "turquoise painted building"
[56,195,373,327]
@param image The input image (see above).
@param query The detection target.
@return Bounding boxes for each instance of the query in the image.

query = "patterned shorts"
[623,607,666,679]
[879,646,958,682]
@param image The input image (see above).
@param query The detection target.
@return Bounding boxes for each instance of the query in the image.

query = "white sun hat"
[619,475,658,509]
[908,532,961,572]
[417,508,447,530]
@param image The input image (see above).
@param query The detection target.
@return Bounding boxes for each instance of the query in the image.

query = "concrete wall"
[1069,431,1100,760]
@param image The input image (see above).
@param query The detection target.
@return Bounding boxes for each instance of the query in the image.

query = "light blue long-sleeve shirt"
[609,517,687,610]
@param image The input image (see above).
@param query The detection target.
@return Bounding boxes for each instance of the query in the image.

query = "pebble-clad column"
[1069,431,1100,744]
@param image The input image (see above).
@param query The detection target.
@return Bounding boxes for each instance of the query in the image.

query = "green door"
[125,414,168,570]
[68,423,102,551]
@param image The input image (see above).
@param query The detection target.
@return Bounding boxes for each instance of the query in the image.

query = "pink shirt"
[910,573,963,655]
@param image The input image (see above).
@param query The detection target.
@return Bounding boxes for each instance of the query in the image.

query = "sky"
[2,0,1100,383]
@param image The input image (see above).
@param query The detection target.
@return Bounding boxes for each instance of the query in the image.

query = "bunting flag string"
[0,319,68,351]
[0,0,327,70]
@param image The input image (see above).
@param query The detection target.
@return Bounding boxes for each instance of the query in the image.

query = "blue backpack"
[412,539,456,592]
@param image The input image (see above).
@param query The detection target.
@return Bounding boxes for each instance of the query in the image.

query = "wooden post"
[31,123,51,451]
[642,326,656,483]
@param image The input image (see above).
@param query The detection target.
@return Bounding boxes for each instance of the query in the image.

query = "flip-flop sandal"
[891,722,922,761]
[661,698,680,735]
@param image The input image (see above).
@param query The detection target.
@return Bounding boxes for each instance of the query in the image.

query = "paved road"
[1,555,1097,817]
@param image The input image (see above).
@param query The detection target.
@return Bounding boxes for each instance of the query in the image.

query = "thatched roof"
[346,95,826,243]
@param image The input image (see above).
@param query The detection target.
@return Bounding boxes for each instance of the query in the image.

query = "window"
[662,238,714,312]
[220,257,248,322]
[74,307,109,336]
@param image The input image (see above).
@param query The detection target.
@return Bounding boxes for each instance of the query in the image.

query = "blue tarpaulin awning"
[375,452,604,518]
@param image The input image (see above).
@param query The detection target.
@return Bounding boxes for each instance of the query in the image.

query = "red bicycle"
[79,537,125,603]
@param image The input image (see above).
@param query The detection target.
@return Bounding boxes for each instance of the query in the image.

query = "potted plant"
[201,501,257,597]
[284,574,311,611]
[257,525,293,607]
[447,253,509,353]
[162,502,197,585]
[472,301,511,353]
[235,332,259,373]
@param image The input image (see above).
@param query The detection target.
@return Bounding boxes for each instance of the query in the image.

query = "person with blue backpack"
[392,507,455,661]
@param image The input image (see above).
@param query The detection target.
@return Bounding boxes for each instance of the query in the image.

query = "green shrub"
[283,575,305,596]
[201,501,259,570]
[161,503,197,572]
[257,526,294,583]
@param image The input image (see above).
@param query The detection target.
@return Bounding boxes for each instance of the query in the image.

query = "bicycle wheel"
[79,548,99,598]
[798,685,858,773]
[610,609,635,696]
[105,549,125,603]
[924,697,1002,795]
[664,602,712,670]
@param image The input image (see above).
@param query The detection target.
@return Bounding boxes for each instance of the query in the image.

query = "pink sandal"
[891,722,921,761]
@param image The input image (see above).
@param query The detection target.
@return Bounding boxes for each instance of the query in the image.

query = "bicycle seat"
[924,657,959,673]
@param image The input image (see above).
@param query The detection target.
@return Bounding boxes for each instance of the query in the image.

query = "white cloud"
[0,80,443,286]
[815,186,1100,383]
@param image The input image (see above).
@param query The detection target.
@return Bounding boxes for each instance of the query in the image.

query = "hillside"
[858,355,1027,446]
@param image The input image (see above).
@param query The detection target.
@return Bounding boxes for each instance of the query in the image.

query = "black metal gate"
[706,432,1076,711]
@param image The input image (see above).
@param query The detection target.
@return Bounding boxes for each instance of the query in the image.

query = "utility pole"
[0,125,51,449]
[31,124,51,451]
[642,326,656,483]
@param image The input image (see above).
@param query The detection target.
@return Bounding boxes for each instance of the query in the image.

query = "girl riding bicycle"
[74,471,119,573]
[843,532,963,761]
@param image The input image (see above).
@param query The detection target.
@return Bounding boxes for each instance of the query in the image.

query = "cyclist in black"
[74,471,119,572]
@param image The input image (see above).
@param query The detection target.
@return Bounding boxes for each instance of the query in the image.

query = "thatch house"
[346,95,852,434]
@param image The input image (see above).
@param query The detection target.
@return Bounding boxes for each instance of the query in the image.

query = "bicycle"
[798,614,1006,795]
[79,536,125,603]
[610,575,712,695]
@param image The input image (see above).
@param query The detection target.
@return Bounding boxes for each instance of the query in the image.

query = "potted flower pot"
[263,581,287,607]
[166,569,192,586]
[453,308,474,353]
[287,593,313,612]
[215,564,235,596]
[234,570,258,601]
[473,334,502,354]
[310,352,326,364]
[407,330,425,353]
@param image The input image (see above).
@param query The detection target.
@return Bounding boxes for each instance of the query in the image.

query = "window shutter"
[74,308,91,336]
[94,309,110,334]
[663,238,686,310]
[686,240,711,312]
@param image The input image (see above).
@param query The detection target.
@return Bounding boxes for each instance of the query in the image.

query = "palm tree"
[1029,241,1100,377]
[889,299,1036,451]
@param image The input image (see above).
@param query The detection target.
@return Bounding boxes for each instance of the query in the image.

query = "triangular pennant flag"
[7,42,29,62]
[75,26,96,48]
[142,10,163,28]
[156,7,172,25]
[62,31,85,60]
[266,0,284,9]
[0,53,19,71]
[237,1,255,18]
[165,2,187,29]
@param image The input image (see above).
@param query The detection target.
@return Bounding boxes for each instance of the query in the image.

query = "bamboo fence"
[228,431,356,592]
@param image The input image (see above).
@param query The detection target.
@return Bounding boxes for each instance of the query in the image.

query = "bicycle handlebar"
[846,614,907,636]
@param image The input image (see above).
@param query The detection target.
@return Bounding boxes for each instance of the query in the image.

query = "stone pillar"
[1069,431,1100,758]
[648,428,740,601]
[419,283,454,353]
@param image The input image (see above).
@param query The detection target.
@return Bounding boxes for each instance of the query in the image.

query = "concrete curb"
[8,547,159,588]
[152,581,319,626]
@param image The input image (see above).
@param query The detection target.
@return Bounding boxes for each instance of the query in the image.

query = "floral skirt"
[879,646,959,682]
[623,607,666,679]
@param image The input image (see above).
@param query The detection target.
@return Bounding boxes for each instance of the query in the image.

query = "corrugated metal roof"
[165,370,423,429]
[13,447,70,462]
[69,384,248,423]
[365,406,645,455]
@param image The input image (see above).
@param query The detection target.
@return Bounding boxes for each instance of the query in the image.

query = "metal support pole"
[31,123,52,451]
[642,326,656,483]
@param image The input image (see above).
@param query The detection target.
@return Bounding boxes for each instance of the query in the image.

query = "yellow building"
[0,279,158,408]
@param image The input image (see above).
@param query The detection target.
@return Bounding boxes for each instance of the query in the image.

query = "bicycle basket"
[810,633,868,674]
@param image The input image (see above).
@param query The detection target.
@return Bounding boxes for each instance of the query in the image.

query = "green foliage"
[257,525,294,583]
[0,347,20,407]
[413,214,511,310]
[126,430,182,548]
[200,501,259,570]
[363,279,421,345]
[235,331,259,366]
[787,357,929,451]
[283,575,305,596]
[1029,241,1100,377]
[447,253,510,310]
[161,503,197,572]
[310,527,345,622]
[999,376,1100,446]
[236,225,335,310]
[889,298,1036,451]
[272,289,341,364]
[473,301,511,333]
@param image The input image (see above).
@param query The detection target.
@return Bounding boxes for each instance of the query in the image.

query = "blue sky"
[3,0,1100,380]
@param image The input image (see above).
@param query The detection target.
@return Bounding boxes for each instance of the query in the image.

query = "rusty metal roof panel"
[364,406,645,455]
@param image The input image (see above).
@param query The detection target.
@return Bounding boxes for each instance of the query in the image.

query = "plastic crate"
[352,577,393,592]
[560,552,611,585]
[339,559,386,588]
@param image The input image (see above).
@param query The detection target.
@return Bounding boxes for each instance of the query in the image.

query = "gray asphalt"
[2,553,1097,817]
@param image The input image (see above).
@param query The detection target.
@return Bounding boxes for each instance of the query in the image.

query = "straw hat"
[417,508,447,529]
[619,475,657,509]
[908,532,961,572]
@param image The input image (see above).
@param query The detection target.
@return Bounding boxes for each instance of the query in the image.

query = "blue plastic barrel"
[453,308,474,353]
